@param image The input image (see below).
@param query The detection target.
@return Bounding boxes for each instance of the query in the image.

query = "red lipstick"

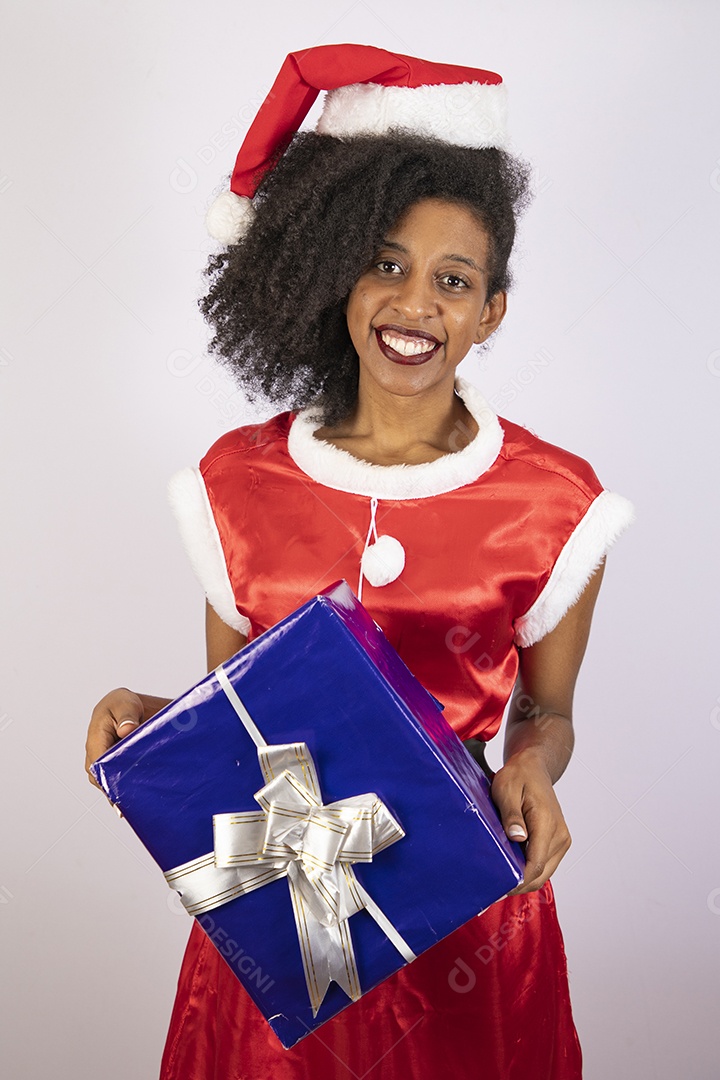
[374,325,442,366]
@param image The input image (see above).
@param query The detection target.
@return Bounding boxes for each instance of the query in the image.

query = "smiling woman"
[85,43,634,1080]
[324,198,507,465]
[199,130,529,426]
[346,200,503,394]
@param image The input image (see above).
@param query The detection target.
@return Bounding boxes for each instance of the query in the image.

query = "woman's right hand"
[84,688,147,787]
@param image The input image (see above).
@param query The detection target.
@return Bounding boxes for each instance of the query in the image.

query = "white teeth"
[380,331,436,357]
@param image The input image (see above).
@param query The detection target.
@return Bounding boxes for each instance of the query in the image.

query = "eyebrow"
[380,240,486,274]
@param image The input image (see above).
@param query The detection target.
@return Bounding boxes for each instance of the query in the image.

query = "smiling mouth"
[374,326,442,365]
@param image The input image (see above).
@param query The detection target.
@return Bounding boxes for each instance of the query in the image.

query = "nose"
[391,270,438,320]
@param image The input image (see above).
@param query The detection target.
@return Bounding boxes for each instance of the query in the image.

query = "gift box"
[92,580,524,1048]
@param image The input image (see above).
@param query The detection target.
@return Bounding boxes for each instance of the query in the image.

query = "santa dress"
[162,378,633,1079]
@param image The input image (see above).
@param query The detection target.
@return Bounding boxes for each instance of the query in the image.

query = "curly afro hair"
[199,132,532,425]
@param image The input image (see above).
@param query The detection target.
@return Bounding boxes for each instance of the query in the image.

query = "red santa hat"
[206,44,508,244]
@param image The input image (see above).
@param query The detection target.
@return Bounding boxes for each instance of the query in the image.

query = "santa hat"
[206,44,508,244]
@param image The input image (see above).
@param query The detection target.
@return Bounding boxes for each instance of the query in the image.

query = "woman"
[85,46,633,1079]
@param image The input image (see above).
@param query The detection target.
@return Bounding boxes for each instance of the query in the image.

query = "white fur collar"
[286,378,503,500]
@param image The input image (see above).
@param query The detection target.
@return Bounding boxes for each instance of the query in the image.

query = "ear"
[473,290,507,344]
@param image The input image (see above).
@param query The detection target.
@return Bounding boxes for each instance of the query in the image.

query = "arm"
[84,604,247,785]
[206,600,248,669]
[491,560,605,893]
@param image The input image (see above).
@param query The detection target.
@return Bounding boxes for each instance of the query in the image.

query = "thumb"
[504,819,527,842]
[86,690,144,789]
[109,691,144,740]
[114,712,141,739]
[491,775,528,842]
[114,716,140,737]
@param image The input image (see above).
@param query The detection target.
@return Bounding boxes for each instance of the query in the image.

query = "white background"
[1,1,719,1077]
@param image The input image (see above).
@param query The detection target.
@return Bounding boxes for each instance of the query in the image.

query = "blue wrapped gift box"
[92,580,524,1048]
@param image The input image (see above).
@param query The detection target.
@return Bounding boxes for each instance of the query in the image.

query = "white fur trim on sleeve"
[167,467,251,636]
[514,491,635,648]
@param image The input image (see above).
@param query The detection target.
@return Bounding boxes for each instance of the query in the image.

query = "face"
[345,198,506,400]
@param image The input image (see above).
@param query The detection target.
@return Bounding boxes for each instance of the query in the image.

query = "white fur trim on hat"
[167,467,251,636]
[514,490,636,647]
[317,81,508,149]
[205,191,256,244]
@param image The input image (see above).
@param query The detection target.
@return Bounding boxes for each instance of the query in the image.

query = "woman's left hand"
[490,749,572,894]
[489,562,607,892]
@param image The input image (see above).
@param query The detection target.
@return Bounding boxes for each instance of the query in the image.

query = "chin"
[362,360,455,399]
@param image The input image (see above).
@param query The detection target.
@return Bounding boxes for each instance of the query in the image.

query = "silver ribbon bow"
[164,667,415,1014]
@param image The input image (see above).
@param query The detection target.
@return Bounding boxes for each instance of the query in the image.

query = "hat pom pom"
[205,191,255,244]
[360,535,405,588]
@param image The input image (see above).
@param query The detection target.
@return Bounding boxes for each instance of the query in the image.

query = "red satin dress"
[161,379,633,1079]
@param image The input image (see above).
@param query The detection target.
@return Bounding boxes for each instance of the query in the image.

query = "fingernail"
[116,720,139,734]
[508,825,526,839]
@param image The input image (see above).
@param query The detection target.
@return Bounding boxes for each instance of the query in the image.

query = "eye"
[438,273,470,290]
[374,259,403,275]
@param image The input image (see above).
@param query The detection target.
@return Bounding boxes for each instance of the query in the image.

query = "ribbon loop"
[258,741,321,796]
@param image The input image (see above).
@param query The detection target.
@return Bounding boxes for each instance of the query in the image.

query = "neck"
[317,373,478,466]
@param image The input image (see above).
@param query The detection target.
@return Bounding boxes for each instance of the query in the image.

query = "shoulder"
[200,411,294,476]
[495,415,603,502]
[492,417,635,647]
[166,412,294,638]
